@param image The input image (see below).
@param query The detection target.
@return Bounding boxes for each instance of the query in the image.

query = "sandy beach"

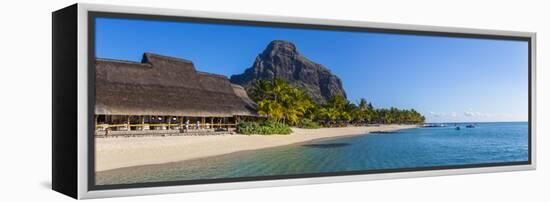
[95,124,418,172]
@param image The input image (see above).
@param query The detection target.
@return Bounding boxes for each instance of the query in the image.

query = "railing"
[95,123,237,130]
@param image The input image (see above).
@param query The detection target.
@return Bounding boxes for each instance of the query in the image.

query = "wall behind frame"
[0,0,547,202]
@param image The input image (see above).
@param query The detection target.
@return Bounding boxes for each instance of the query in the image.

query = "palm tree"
[257,99,284,122]
[354,98,371,124]
[282,88,314,125]
[251,79,286,123]
[327,95,347,110]
[250,79,426,126]
[317,107,339,126]
[249,79,272,101]
[358,98,367,111]
[251,79,316,125]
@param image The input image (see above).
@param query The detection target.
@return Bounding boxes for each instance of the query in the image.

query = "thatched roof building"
[95,53,258,117]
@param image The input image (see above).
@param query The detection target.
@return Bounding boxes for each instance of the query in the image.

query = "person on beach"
[196,121,200,130]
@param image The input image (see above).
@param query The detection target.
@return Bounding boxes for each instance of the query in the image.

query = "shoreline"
[95,124,419,172]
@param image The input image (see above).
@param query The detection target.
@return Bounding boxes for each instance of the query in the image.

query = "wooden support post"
[127,115,131,131]
[201,117,206,129]
[106,115,110,130]
[225,117,229,131]
[141,116,145,131]
[233,116,238,133]
[168,116,171,130]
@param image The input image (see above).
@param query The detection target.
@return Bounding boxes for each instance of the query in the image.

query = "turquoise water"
[96,122,529,185]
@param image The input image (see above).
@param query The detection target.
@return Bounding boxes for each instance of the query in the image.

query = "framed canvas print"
[52,3,536,199]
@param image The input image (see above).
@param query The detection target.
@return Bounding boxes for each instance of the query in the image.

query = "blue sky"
[95,17,529,123]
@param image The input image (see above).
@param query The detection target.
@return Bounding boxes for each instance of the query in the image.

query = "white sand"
[95,124,418,171]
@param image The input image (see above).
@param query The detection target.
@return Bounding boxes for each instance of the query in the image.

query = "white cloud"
[464,111,476,117]
[426,110,526,122]
[429,111,459,118]
[450,112,457,117]
[464,111,490,117]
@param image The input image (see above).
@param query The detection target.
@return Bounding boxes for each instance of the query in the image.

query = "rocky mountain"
[230,40,347,104]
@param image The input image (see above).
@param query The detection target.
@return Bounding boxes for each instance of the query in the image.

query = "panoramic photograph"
[93,17,529,186]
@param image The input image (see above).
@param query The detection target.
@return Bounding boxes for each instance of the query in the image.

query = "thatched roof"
[95,53,258,117]
[231,84,257,115]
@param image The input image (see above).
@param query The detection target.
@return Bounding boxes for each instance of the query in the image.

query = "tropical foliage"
[236,121,292,135]
[249,79,315,125]
[297,118,321,129]
[248,79,425,128]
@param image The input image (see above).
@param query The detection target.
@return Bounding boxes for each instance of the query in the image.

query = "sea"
[96,122,529,185]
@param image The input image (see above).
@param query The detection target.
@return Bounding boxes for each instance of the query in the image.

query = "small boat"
[455,126,460,130]
[466,124,475,128]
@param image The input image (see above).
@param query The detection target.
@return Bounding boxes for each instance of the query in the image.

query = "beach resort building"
[94,53,259,136]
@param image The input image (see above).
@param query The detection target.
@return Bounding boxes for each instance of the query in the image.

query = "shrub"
[236,121,292,135]
[297,118,320,129]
